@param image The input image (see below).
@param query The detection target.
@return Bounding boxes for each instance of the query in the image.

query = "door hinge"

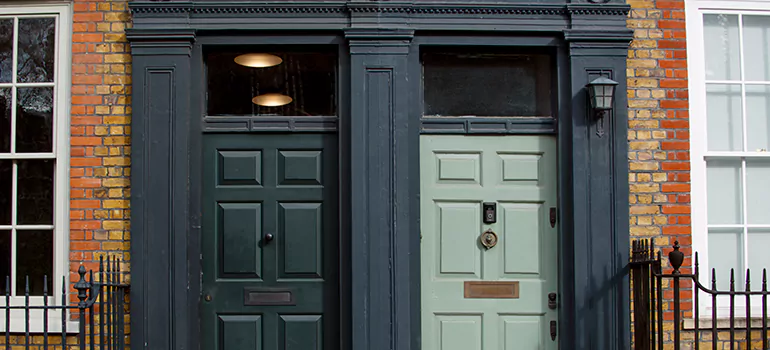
[549,207,557,228]
[548,292,557,310]
[550,320,557,341]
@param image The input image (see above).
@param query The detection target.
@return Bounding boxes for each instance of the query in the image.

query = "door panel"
[201,133,338,350]
[421,135,558,350]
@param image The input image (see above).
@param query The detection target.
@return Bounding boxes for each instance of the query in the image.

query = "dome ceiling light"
[234,53,283,68]
[252,93,293,107]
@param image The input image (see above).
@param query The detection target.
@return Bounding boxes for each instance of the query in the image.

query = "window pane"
[207,50,337,116]
[422,51,552,117]
[707,159,742,224]
[16,87,54,153]
[0,230,9,294]
[15,230,52,296]
[17,159,53,225]
[746,84,770,151]
[16,18,56,83]
[704,14,741,81]
[746,159,770,224]
[0,19,12,83]
[0,88,10,153]
[708,228,744,290]
[748,229,770,287]
[0,160,10,225]
[706,84,743,151]
[743,15,770,82]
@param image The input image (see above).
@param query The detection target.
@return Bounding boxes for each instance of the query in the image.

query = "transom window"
[688,1,770,301]
[205,48,338,117]
[420,48,553,118]
[0,4,69,305]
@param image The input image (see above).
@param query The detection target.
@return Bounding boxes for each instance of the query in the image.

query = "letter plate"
[463,281,519,299]
[243,288,295,306]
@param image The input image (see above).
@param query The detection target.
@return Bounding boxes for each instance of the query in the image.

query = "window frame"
[687,0,770,318]
[0,2,72,332]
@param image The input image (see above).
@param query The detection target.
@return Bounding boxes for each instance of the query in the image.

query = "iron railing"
[1,256,127,349]
[631,239,770,350]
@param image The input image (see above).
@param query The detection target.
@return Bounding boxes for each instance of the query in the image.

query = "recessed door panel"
[218,202,263,278]
[219,315,262,350]
[421,135,558,350]
[436,202,481,277]
[279,202,323,278]
[202,134,338,350]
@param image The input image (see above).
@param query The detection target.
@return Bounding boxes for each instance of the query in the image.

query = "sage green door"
[201,133,339,350]
[420,135,558,350]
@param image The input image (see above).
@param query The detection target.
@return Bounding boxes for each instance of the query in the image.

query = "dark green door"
[201,133,339,350]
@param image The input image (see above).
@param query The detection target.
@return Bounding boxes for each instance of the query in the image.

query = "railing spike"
[712,268,717,289]
[730,268,735,291]
[695,252,699,277]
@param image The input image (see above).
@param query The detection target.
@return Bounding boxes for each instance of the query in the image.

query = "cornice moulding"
[129,1,629,17]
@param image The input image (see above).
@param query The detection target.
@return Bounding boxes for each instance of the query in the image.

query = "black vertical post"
[100,256,105,347]
[43,275,49,349]
[6,276,10,346]
[649,242,656,350]
[711,269,717,350]
[729,269,735,350]
[24,276,29,350]
[669,242,684,350]
[745,270,751,345]
[89,271,95,350]
[107,257,112,350]
[763,269,767,350]
[694,253,699,350]
[656,251,663,348]
[75,266,89,350]
[62,277,67,348]
[346,27,418,350]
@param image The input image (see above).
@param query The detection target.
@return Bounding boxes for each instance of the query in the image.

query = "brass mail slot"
[243,288,295,306]
[464,281,519,299]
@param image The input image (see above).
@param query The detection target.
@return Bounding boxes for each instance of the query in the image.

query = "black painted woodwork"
[200,133,339,350]
[127,1,633,350]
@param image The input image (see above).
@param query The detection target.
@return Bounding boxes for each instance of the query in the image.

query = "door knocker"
[480,229,498,250]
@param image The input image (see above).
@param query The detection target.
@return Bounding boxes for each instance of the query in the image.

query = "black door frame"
[127,3,633,350]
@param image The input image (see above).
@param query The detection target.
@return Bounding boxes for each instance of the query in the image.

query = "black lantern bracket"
[586,76,619,138]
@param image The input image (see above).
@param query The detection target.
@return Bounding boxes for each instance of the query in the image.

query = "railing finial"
[74,265,90,307]
[669,241,684,274]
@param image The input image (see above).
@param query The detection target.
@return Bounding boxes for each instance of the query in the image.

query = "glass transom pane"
[206,49,338,117]
[422,50,553,117]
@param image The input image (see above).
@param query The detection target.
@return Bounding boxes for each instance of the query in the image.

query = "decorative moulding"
[130,1,629,17]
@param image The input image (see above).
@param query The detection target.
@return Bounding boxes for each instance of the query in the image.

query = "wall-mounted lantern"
[586,76,618,137]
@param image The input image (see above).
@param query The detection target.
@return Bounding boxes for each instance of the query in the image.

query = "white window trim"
[0,2,72,332]
[687,0,770,318]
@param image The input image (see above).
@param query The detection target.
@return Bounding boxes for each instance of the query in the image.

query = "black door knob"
[264,233,274,242]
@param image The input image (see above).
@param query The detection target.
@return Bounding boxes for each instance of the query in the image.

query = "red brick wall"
[626,0,692,344]
[69,0,131,296]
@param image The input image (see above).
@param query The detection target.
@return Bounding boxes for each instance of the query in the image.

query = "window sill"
[0,317,80,334]
[684,317,770,330]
